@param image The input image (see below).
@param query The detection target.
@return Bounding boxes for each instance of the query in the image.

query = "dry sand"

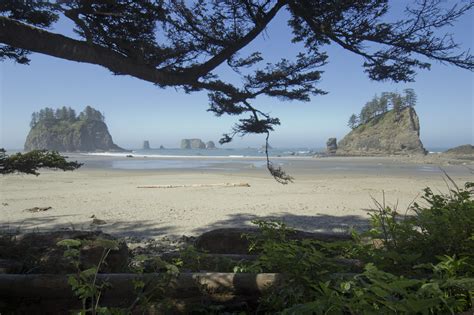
[1,156,472,239]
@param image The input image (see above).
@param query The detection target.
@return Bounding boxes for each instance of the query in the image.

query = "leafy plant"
[237,181,474,314]
[57,238,120,315]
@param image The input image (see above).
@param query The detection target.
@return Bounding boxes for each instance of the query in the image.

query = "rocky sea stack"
[24,106,125,152]
[338,107,427,156]
[442,144,474,160]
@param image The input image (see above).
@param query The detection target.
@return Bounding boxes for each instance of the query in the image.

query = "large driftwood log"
[0,273,282,300]
[137,183,250,188]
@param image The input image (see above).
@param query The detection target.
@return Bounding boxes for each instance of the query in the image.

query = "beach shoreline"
[1,155,472,239]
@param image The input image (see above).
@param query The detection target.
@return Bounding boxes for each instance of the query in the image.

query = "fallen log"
[0,272,282,300]
[137,183,250,189]
[195,228,353,254]
[160,252,258,262]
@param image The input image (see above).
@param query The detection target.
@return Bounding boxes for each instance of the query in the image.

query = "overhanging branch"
[0,17,185,86]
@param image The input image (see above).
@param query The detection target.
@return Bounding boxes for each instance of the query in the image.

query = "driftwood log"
[0,272,282,300]
[137,183,250,188]
[0,273,282,313]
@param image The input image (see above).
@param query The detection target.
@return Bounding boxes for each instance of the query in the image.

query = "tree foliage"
[1,0,472,182]
[0,148,82,176]
[30,105,104,128]
[349,89,418,128]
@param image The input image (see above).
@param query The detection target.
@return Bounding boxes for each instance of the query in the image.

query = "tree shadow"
[192,211,370,235]
[0,214,177,239]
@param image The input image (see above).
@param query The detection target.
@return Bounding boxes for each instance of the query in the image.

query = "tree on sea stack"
[347,114,359,130]
[1,1,472,183]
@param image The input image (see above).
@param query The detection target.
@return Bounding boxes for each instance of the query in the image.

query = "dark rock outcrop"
[0,231,128,274]
[337,107,426,156]
[25,119,125,152]
[181,139,206,149]
[326,138,337,154]
[142,140,150,150]
[195,228,351,254]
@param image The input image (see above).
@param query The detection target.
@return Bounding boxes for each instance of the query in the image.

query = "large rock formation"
[25,119,125,152]
[25,106,126,152]
[337,107,426,156]
[181,138,206,149]
[142,140,150,150]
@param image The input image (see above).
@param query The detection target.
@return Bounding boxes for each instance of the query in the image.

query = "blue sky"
[1,3,472,150]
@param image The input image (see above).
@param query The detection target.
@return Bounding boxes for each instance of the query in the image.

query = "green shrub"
[237,181,474,314]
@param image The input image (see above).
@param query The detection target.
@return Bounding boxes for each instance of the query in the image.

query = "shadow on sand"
[0,214,177,239]
[1,211,370,239]
[191,212,370,236]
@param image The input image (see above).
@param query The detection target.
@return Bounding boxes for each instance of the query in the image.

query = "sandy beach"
[1,155,472,239]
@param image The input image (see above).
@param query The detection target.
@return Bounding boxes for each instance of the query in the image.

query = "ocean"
[91,147,325,158]
[75,147,463,175]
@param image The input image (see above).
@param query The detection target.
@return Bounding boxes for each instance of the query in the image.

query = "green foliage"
[30,106,104,128]
[352,90,418,127]
[0,148,82,175]
[365,181,474,273]
[234,181,474,314]
[58,238,120,315]
[127,254,179,313]
[348,114,359,129]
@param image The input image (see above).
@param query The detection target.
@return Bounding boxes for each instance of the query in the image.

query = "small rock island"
[24,106,125,152]
[181,139,216,149]
[337,90,426,156]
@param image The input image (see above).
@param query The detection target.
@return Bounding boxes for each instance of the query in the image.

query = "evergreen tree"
[2,1,471,183]
[30,112,38,128]
[67,107,77,121]
[367,96,380,116]
[359,103,374,124]
[379,93,390,113]
[348,114,359,129]
[403,88,417,107]
[43,107,55,121]
[1,148,81,176]
[392,94,404,113]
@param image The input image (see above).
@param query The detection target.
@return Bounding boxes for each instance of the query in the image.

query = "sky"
[1,2,472,150]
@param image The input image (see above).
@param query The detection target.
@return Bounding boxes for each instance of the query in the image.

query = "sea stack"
[142,140,150,150]
[206,141,216,149]
[337,107,426,156]
[442,144,474,160]
[25,106,126,152]
[181,139,206,149]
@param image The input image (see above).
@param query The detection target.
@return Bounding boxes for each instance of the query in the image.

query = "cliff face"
[24,119,125,152]
[337,107,426,156]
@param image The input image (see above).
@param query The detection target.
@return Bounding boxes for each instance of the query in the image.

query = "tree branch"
[0,17,188,86]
